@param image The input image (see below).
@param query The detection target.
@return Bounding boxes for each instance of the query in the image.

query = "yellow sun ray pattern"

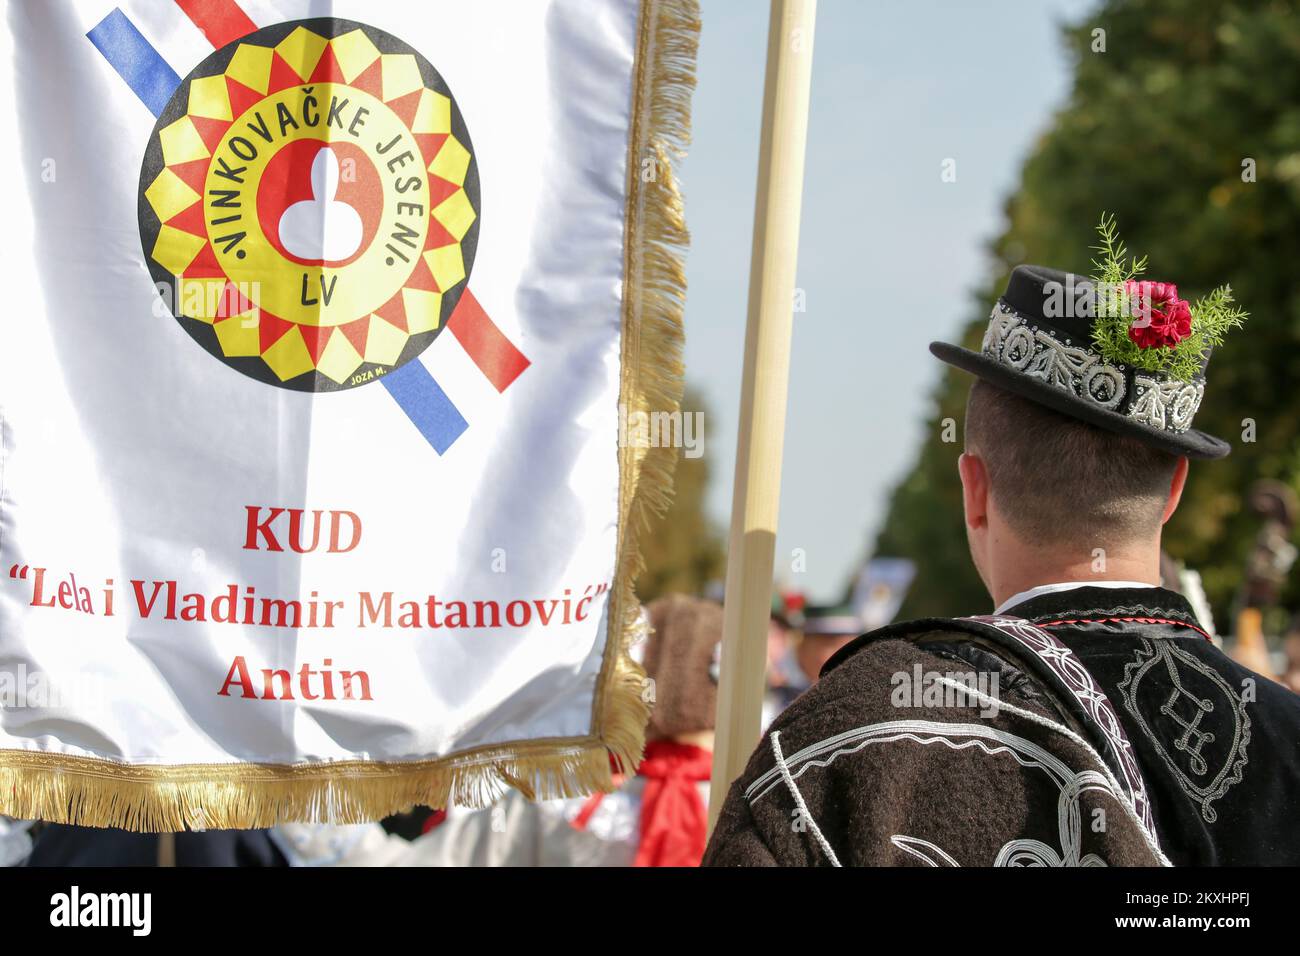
[142,25,478,391]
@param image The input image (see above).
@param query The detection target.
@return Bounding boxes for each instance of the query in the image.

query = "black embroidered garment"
[1000,585,1300,866]
[703,585,1300,867]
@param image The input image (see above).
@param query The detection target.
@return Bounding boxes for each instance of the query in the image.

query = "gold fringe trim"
[0,743,618,832]
[594,0,698,776]
[0,0,699,832]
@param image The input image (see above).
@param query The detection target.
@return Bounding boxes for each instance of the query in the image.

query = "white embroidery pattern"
[745,719,1125,867]
[980,303,1204,433]
[890,835,961,867]
[1131,375,1204,434]
[1117,637,1251,824]
[964,615,1157,837]
[891,767,1114,869]
[983,304,1126,410]
[770,730,841,866]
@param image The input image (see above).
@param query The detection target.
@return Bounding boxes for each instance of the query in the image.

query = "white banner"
[0,0,695,829]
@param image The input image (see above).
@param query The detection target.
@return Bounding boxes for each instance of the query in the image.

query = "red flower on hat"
[1125,279,1193,349]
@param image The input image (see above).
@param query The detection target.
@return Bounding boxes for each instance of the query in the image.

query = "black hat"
[800,602,863,638]
[931,264,1230,459]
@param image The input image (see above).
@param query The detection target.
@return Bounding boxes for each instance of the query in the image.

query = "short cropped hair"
[964,380,1179,542]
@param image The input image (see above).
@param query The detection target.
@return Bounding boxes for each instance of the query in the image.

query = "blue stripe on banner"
[87,8,180,118]
[380,362,469,455]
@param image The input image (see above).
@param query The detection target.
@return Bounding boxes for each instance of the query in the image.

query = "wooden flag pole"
[709,0,817,831]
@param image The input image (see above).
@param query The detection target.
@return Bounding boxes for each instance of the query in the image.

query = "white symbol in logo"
[278,146,362,261]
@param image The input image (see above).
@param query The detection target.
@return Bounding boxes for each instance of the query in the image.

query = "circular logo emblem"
[138,19,480,391]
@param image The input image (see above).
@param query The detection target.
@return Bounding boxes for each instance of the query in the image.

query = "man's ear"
[958,452,990,531]
[1161,456,1190,525]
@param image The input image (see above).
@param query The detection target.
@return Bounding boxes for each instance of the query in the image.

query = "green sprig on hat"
[1090,213,1248,383]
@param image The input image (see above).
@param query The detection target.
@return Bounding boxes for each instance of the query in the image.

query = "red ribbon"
[632,741,713,868]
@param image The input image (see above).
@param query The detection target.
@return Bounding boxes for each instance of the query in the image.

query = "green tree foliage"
[637,386,726,600]
[874,0,1300,628]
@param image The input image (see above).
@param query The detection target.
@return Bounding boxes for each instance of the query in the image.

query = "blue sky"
[678,0,1099,601]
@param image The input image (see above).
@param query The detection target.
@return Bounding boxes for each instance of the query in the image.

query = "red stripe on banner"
[175,0,257,49]
[447,289,531,393]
